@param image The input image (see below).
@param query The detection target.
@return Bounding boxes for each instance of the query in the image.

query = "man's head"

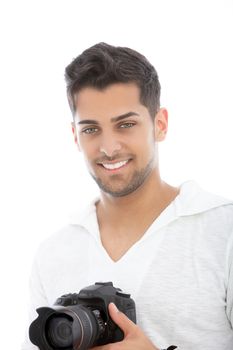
[65,42,161,120]
[65,43,168,198]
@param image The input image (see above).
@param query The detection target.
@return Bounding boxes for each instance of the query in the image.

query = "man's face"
[73,83,167,197]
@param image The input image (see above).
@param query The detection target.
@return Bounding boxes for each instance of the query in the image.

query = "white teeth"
[102,160,129,170]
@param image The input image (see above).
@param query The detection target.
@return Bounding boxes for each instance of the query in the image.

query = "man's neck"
[96,170,179,229]
[95,170,179,261]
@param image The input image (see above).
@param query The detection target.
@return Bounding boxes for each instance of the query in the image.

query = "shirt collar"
[174,180,233,216]
[69,181,233,231]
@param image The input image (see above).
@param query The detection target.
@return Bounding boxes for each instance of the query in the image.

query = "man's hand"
[91,302,159,350]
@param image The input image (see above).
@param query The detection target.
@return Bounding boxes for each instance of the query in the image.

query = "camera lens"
[46,314,73,349]
[29,304,107,350]
[44,306,105,350]
[70,306,104,349]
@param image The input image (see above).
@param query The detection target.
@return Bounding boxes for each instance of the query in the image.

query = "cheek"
[78,137,95,156]
[140,128,155,150]
[79,141,101,169]
[82,147,94,161]
[140,132,156,162]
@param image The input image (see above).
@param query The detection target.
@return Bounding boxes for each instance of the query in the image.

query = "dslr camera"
[29,282,136,350]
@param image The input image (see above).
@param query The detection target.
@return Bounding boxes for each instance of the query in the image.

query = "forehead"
[74,83,145,120]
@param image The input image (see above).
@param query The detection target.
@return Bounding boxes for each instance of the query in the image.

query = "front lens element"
[46,315,73,349]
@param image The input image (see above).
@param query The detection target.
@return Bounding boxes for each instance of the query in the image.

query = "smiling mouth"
[98,159,130,171]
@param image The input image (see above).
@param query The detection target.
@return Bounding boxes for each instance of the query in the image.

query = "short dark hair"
[65,42,161,119]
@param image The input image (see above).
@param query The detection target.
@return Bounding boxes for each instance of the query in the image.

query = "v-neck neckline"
[86,195,179,264]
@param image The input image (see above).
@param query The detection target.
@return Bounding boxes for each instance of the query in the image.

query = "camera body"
[29,282,136,350]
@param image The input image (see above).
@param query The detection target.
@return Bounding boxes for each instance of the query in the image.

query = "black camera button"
[116,291,131,298]
[95,282,113,286]
[56,298,63,305]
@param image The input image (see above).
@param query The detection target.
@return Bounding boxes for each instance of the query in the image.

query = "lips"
[97,159,131,171]
[102,160,129,170]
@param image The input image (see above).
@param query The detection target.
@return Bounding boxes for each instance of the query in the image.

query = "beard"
[90,156,155,197]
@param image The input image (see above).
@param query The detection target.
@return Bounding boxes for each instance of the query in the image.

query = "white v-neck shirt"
[22,181,233,349]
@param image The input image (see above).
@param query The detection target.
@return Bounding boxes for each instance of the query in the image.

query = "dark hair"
[65,42,161,119]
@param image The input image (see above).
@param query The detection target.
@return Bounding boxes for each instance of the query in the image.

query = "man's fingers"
[108,302,137,336]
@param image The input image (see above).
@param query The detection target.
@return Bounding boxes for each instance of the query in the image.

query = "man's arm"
[21,257,48,350]
[226,232,233,328]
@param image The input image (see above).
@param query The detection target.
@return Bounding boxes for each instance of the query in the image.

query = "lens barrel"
[71,305,101,350]
[29,305,105,350]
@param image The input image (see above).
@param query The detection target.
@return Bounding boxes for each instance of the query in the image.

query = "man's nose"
[99,133,122,158]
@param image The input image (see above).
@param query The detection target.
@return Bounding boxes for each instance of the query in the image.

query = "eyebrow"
[77,111,140,125]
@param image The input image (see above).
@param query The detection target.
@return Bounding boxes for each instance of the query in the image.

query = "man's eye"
[82,127,99,134]
[119,122,135,129]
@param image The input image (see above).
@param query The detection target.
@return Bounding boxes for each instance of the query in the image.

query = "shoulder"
[175,181,233,216]
[35,198,99,259]
[33,224,87,263]
[201,202,233,226]
[174,181,233,248]
[199,203,233,248]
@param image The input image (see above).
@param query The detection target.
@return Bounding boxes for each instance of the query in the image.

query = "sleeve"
[226,231,233,327]
[21,254,49,350]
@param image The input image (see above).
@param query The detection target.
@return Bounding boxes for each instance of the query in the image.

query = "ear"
[154,108,168,141]
[71,122,80,151]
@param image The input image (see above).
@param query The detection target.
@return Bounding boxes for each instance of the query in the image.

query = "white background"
[0,0,232,348]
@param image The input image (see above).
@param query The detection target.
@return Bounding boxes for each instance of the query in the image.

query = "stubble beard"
[90,157,156,197]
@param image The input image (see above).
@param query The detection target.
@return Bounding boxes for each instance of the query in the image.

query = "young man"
[22,43,233,350]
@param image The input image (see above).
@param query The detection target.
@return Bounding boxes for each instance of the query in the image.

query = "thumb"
[108,302,137,337]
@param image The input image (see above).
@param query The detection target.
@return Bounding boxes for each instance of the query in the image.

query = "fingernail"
[111,303,119,313]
